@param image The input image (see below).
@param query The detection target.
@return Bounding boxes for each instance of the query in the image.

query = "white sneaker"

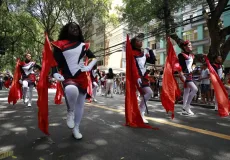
[72,126,82,140]
[27,102,32,107]
[182,105,194,116]
[66,111,74,129]
[141,112,149,124]
[24,98,29,104]
[93,98,97,102]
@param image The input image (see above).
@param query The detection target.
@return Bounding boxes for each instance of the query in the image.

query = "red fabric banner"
[85,58,93,101]
[37,33,56,135]
[204,56,230,117]
[54,81,63,104]
[8,59,22,105]
[125,35,152,128]
[161,38,181,119]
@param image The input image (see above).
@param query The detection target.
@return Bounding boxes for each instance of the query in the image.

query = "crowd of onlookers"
[2,65,230,104]
[97,64,230,104]
[174,63,230,104]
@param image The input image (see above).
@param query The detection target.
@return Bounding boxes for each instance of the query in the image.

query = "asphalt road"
[0,89,230,160]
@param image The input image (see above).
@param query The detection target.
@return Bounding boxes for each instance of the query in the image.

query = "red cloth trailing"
[37,33,57,135]
[8,59,22,105]
[204,56,230,117]
[125,35,152,129]
[161,37,181,119]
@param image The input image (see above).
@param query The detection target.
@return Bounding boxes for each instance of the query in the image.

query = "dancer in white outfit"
[51,22,97,139]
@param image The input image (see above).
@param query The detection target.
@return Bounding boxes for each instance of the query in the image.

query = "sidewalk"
[150,97,215,109]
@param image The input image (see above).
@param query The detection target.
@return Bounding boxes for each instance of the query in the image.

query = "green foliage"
[120,0,205,30]
[0,0,113,72]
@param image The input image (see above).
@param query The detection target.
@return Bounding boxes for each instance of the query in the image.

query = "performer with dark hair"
[130,35,156,123]
[20,52,41,107]
[104,68,115,98]
[51,22,97,139]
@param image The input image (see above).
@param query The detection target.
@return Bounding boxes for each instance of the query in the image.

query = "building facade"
[143,3,230,68]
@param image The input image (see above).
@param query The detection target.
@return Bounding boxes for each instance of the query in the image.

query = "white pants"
[92,82,98,99]
[65,85,86,125]
[22,80,34,104]
[105,79,114,97]
[183,82,198,107]
[139,87,153,113]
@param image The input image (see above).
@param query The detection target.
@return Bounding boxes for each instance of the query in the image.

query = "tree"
[203,0,230,62]
[121,0,230,62]
[0,0,114,71]
[60,0,113,40]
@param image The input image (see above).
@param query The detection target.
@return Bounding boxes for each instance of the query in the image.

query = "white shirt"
[201,69,210,84]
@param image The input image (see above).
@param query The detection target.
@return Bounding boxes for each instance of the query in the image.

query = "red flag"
[161,38,181,119]
[204,56,230,117]
[54,81,63,104]
[85,58,93,101]
[37,33,57,135]
[125,35,152,128]
[8,59,22,105]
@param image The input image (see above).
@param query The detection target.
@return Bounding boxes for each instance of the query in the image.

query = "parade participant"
[51,22,97,139]
[177,40,198,116]
[3,72,12,89]
[20,52,41,107]
[90,66,99,102]
[212,55,224,111]
[130,35,156,123]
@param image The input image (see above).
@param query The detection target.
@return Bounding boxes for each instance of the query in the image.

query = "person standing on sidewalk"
[51,22,97,139]
[104,68,115,98]
[199,63,211,104]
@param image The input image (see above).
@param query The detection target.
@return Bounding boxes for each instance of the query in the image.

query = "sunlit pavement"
[0,89,230,160]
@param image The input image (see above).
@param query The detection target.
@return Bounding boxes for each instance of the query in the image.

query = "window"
[156,42,160,49]
[152,43,156,49]
[183,31,194,41]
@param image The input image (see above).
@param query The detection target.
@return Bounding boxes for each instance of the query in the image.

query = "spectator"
[199,64,211,104]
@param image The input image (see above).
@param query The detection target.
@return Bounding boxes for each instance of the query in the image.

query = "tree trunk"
[208,24,221,62]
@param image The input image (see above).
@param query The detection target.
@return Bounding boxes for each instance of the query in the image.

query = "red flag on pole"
[161,38,181,119]
[85,58,93,101]
[37,33,57,135]
[54,81,63,104]
[8,59,22,105]
[204,56,230,117]
[125,35,152,128]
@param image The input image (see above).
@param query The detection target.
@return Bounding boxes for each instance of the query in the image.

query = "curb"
[149,98,215,109]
